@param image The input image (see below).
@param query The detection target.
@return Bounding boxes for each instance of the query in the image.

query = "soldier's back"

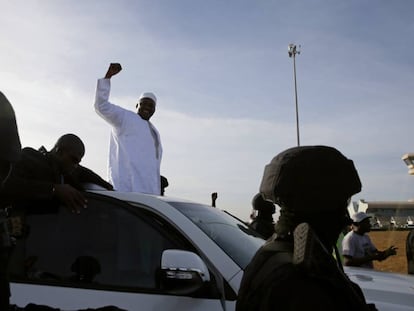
[236,239,373,311]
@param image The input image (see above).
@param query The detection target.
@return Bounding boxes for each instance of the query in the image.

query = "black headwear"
[260,145,361,211]
[161,175,169,188]
[0,91,21,163]
[251,193,275,214]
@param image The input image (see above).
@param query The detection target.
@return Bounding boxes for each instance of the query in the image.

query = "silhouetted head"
[71,256,101,283]
[51,134,85,174]
[160,175,169,196]
[252,193,275,215]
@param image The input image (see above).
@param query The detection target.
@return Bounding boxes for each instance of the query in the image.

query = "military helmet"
[259,145,361,205]
[0,92,21,163]
[251,193,275,214]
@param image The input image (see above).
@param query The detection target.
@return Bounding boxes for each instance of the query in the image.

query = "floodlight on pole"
[402,153,414,175]
[288,43,301,146]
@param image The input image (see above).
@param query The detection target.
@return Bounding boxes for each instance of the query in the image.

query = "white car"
[345,267,414,311]
[10,191,414,310]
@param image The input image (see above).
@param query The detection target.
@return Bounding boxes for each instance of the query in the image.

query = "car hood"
[345,267,414,310]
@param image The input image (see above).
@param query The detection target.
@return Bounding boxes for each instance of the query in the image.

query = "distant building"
[348,200,414,229]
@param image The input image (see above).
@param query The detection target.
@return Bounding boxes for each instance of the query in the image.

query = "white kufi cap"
[351,211,371,223]
[139,92,157,105]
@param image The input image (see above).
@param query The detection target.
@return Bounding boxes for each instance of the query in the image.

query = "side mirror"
[160,249,210,294]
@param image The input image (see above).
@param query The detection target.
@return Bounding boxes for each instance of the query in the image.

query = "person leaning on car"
[0,92,124,311]
[236,145,378,311]
[342,212,397,269]
[2,133,114,214]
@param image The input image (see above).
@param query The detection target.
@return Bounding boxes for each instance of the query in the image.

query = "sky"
[2,0,414,220]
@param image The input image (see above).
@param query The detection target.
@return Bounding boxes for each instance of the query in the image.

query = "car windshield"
[169,201,264,269]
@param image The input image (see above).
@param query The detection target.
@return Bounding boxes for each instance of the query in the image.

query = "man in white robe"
[94,63,162,194]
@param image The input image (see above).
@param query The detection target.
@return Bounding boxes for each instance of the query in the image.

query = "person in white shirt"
[342,211,397,268]
[94,63,162,194]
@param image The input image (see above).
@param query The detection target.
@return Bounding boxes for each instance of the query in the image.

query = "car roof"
[87,190,198,205]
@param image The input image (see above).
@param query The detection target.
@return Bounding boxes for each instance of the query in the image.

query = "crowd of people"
[1,63,413,310]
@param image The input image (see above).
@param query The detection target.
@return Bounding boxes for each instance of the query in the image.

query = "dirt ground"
[368,230,410,274]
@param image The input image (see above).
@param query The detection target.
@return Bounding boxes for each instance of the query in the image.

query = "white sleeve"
[341,234,355,257]
[94,78,126,129]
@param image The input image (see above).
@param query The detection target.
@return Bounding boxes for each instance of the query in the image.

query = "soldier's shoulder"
[21,146,41,153]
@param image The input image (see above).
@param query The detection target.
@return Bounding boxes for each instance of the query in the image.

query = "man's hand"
[54,184,87,214]
[375,246,398,261]
[104,63,122,79]
[211,192,218,207]
[384,245,398,258]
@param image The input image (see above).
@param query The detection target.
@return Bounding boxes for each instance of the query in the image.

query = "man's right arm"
[105,63,122,79]
[1,176,86,214]
[1,148,56,202]
[94,63,126,128]
[1,172,54,202]
[1,149,87,214]
[343,253,376,267]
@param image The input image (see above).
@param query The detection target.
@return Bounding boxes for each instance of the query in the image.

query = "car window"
[9,193,191,291]
[168,201,264,269]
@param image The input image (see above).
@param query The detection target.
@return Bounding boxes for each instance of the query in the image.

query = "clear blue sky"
[2,1,414,219]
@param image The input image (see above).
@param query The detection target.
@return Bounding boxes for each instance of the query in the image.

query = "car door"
[10,192,236,310]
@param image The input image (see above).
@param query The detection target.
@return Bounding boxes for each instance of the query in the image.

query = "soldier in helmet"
[249,193,275,239]
[236,146,377,311]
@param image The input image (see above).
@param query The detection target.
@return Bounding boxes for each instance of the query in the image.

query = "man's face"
[137,98,156,121]
[58,147,84,174]
[355,218,371,234]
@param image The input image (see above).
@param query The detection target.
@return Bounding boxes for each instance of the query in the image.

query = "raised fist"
[105,63,122,79]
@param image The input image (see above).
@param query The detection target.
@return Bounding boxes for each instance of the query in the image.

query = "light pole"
[288,43,301,146]
[402,153,414,175]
